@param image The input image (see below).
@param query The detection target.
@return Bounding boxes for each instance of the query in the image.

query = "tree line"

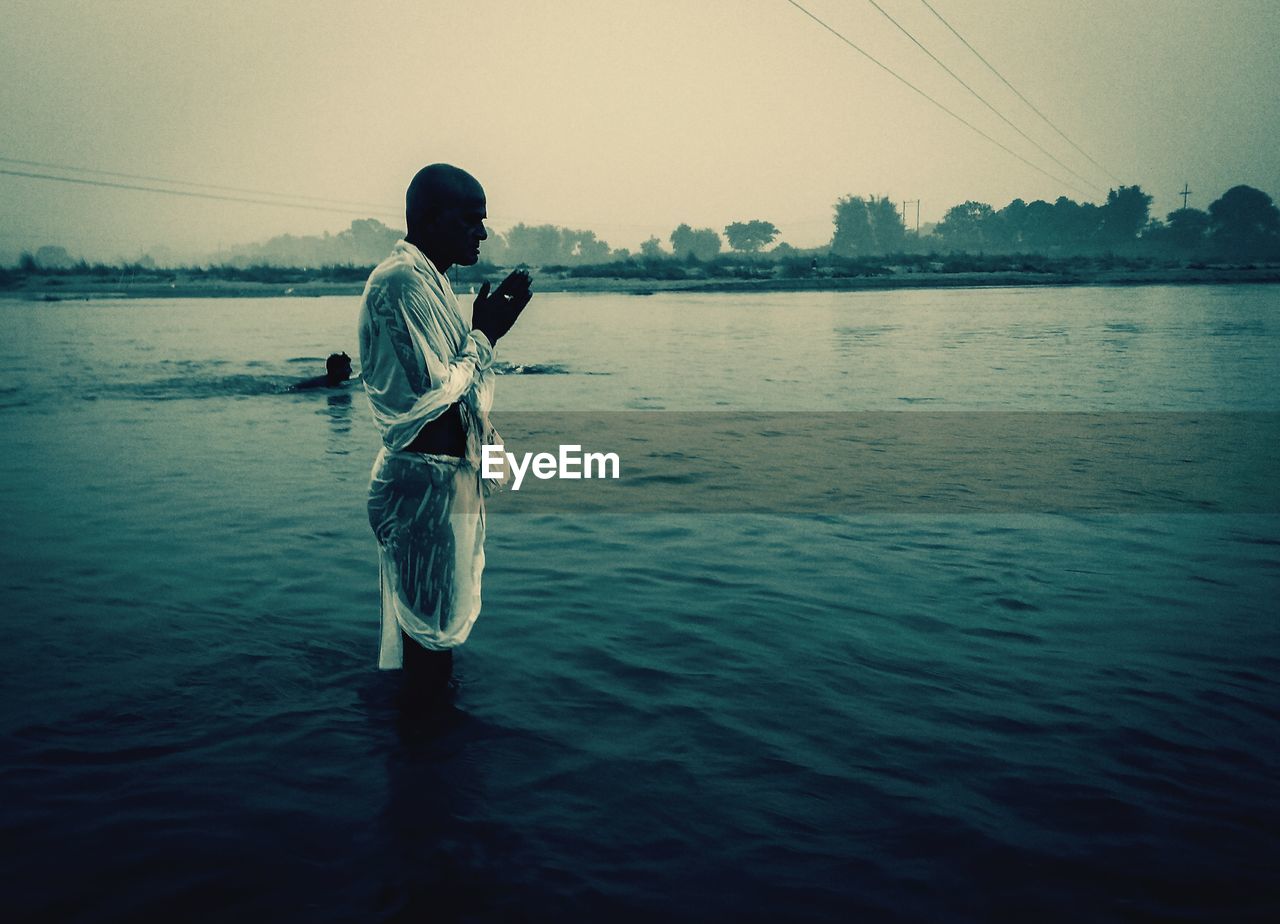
[9,184,1279,273]
[929,185,1279,259]
[488,183,1279,265]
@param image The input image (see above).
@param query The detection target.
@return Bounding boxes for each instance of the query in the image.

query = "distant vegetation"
[0,259,501,290]
[4,184,1277,288]
[930,185,1280,260]
[214,218,404,267]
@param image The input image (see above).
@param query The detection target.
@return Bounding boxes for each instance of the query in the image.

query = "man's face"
[433,189,489,267]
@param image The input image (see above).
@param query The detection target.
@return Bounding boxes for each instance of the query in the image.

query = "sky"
[2,0,1278,261]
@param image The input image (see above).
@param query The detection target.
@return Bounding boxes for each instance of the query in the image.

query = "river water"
[1,285,1277,921]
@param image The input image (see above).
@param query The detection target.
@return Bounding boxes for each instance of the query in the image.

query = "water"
[2,285,1277,921]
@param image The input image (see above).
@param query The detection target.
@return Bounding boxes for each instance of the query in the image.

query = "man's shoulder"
[364,247,425,303]
[367,246,417,286]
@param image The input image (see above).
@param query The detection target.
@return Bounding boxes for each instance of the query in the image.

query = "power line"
[0,155,658,232]
[862,0,1103,194]
[916,0,1120,184]
[0,168,401,218]
[0,154,396,212]
[781,0,1093,197]
[0,166,739,238]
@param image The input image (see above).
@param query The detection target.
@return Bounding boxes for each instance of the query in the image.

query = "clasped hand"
[472,269,533,344]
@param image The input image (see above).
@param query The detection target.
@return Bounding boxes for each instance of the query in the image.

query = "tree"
[935,201,997,251]
[831,195,903,255]
[690,228,722,260]
[724,220,779,253]
[33,245,75,269]
[996,198,1029,250]
[1163,208,1211,252]
[344,218,401,261]
[997,196,1104,253]
[1099,185,1152,247]
[504,223,573,264]
[1208,185,1280,256]
[866,196,906,253]
[1020,199,1056,251]
[1049,197,1102,251]
[639,236,666,258]
[669,224,722,261]
[223,218,405,266]
[831,196,875,256]
[568,229,611,262]
[499,224,615,264]
[669,224,693,257]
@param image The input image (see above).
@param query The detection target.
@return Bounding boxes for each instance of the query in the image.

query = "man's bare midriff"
[405,402,468,456]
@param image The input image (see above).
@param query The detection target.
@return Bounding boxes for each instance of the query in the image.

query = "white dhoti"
[368,448,486,668]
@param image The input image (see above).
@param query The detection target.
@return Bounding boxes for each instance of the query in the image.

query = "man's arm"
[362,277,488,455]
[379,292,468,453]
[368,282,430,394]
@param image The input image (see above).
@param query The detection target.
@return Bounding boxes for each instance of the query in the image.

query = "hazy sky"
[2,0,1278,260]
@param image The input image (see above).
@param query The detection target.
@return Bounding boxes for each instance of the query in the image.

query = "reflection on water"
[323,392,353,457]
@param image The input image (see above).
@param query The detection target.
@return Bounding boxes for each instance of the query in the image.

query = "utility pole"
[1179,183,1192,210]
[901,199,921,234]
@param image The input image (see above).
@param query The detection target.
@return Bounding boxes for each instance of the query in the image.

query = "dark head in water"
[326,352,353,383]
[404,164,488,273]
[294,352,354,390]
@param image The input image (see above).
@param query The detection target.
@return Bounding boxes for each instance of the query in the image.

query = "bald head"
[406,164,484,235]
[403,164,489,271]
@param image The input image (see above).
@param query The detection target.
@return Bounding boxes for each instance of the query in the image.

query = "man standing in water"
[358,164,532,692]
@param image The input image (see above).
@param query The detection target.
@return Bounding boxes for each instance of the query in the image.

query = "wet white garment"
[358,240,504,668]
[366,449,486,666]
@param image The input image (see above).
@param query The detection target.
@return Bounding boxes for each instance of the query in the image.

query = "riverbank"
[5,262,1278,301]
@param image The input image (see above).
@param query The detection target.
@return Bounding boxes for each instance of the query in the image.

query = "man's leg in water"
[400,629,454,691]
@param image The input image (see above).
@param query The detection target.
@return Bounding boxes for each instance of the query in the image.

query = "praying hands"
[472,269,533,344]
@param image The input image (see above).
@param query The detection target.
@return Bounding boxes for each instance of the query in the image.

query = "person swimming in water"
[294,352,354,390]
